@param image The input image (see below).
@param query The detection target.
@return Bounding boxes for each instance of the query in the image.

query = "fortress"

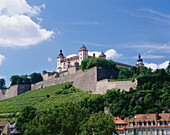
[0,45,144,100]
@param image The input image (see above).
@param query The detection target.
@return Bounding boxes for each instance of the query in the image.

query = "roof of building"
[99,52,106,57]
[0,121,8,127]
[137,53,143,62]
[115,62,133,68]
[57,50,65,58]
[126,113,170,129]
[0,121,9,132]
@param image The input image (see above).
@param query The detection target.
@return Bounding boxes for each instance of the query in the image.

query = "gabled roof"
[0,121,8,127]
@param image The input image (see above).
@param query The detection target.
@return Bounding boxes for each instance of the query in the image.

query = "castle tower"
[136,53,144,67]
[99,52,106,59]
[79,44,88,64]
[56,50,65,72]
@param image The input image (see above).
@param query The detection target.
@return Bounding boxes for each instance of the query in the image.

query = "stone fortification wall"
[0,84,31,100]
[97,68,118,81]
[73,67,97,92]
[96,79,137,94]
[31,74,75,90]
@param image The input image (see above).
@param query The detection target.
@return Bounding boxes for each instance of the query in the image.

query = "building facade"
[125,113,170,135]
[56,44,133,73]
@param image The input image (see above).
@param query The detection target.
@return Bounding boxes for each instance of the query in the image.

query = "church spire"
[136,53,144,66]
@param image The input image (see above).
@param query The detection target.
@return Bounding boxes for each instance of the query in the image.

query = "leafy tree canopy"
[10,73,43,86]
[0,78,5,89]
[80,57,118,71]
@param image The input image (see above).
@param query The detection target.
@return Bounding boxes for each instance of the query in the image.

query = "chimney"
[156,112,159,120]
[93,53,95,57]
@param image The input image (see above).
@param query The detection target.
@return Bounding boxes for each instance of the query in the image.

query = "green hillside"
[0,82,102,121]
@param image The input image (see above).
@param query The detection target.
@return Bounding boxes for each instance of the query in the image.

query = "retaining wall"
[0,84,31,100]
[96,79,137,94]
[31,74,75,90]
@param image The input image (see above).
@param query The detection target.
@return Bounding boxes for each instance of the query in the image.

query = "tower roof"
[99,52,106,57]
[80,44,87,50]
[57,50,65,58]
[137,53,143,62]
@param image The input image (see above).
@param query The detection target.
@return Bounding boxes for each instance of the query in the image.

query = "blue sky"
[0,0,169,86]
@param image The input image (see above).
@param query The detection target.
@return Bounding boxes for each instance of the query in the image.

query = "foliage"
[166,62,170,73]
[29,73,43,84]
[10,72,43,86]
[23,103,89,135]
[80,57,118,71]
[105,87,170,119]
[16,106,37,133]
[80,111,117,135]
[0,78,6,89]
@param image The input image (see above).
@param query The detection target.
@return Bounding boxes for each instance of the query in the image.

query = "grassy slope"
[0,82,100,118]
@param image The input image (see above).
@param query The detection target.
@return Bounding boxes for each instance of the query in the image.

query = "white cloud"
[0,0,53,47]
[0,54,5,66]
[67,49,122,60]
[0,0,45,16]
[66,54,77,58]
[144,60,169,70]
[48,57,52,62]
[142,54,165,59]
[105,49,123,59]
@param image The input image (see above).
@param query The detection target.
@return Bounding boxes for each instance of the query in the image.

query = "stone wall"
[0,84,31,100]
[96,79,137,94]
[73,67,97,92]
[31,74,75,90]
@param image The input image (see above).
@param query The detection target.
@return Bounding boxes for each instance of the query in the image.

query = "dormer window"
[146,122,149,126]
[137,122,140,126]
[142,122,144,126]
[157,122,160,126]
[130,122,133,127]
[162,121,165,126]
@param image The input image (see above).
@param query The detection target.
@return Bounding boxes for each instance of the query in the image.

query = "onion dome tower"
[99,52,106,59]
[56,50,65,72]
[136,53,144,66]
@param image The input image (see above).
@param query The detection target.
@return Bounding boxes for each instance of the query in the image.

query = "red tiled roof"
[114,120,128,125]
[63,55,79,62]
[115,62,133,68]
[0,121,8,127]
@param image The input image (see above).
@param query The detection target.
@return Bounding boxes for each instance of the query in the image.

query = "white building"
[56,45,106,72]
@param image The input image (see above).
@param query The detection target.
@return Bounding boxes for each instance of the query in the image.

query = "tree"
[0,78,5,89]
[29,73,43,84]
[10,75,23,86]
[166,62,170,73]
[80,111,117,135]
[23,103,89,135]
[16,106,37,133]
[80,57,118,72]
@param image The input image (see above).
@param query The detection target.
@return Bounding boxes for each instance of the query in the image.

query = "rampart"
[0,84,31,100]
[31,74,75,90]
[96,79,137,94]
[0,67,137,100]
